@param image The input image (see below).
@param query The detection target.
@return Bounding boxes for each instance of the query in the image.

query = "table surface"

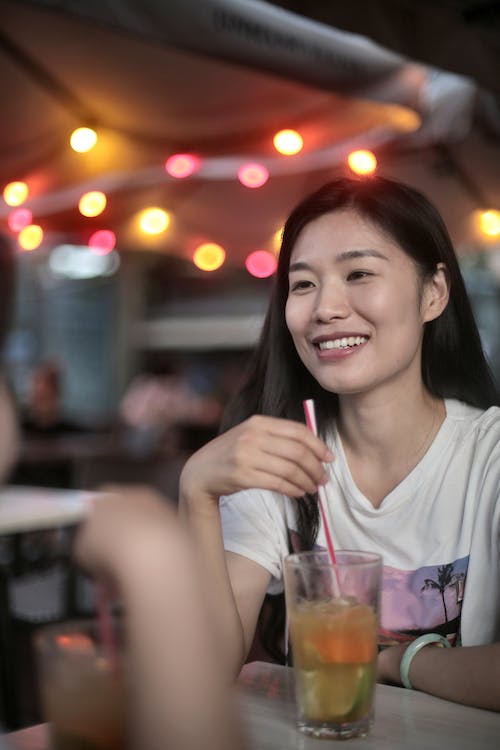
[0,486,91,535]
[5,661,500,749]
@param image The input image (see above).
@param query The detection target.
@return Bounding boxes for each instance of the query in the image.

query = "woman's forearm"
[179,487,247,679]
[378,642,500,711]
[122,535,246,750]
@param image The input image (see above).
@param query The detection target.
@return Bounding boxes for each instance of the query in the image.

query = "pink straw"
[303,399,337,566]
[96,583,119,672]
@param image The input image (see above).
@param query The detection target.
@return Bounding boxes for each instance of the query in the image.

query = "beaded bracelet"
[400,632,451,689]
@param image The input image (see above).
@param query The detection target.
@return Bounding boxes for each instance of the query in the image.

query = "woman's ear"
[422,263,450,323]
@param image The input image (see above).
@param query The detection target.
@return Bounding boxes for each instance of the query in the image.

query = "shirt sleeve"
[219,488,290,594]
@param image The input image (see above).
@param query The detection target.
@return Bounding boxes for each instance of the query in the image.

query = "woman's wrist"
[377,644,407,685]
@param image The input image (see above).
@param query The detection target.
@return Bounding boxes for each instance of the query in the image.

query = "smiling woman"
[285,208,449,399]
[179,176,500,712]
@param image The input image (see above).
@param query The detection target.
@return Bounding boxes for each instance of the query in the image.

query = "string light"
[79,191,107,217]
[88,230,116,254]
[165,153,200,178]
[193,243,226,271]
[70,127,98,153]
[347,150,377,175]
[8,208,33,232]
[139,208,170,235]
[237,163,269,189]
[245,250,277,278]
[3,181,29,206]
[273,129,303,155]
[479,210,500,238]
[18,224,43,251]
[272,226,284,255]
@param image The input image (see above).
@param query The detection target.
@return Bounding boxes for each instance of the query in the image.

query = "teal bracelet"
[400,633,451,689]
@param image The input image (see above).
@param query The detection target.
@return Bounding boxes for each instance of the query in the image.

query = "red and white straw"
[303,399,337,567]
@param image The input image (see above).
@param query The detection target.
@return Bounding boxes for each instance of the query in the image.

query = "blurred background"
[1,0,500,497]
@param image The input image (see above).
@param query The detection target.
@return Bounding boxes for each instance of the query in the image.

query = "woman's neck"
[336,387,446,508]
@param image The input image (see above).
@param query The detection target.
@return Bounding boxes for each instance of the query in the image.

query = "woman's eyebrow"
[337,249,389,262]
[289,248,389,273]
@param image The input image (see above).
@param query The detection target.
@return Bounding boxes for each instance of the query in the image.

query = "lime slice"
[297,665,365,722]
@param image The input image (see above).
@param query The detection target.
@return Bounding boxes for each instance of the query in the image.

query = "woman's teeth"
[318,336,367,350]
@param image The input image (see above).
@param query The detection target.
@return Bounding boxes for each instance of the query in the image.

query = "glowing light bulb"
[272,226,284,255]
[3,181,29,206]
[245,250,277,278]
[70,127,98,153]
[79,191,107,217]
[237,163,269,189]
[347,150,377,176]
[18,224,43,251]
[273,129,303,155]
[8,208,33,232]
[165,153,200,178]
[193,243,226,272]
[479,210,500,237]
[139,208,170,235]
[88,230,116,255]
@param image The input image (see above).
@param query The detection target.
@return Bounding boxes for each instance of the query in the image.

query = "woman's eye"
[290,279,314,292]
[347,270,372,281]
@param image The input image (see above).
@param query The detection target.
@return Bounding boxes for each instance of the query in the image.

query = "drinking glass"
[35,619,126,750]
[284,550,382,739]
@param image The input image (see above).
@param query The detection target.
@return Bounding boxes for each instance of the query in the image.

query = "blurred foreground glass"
[35,619,126,750]
[284,550,382,739]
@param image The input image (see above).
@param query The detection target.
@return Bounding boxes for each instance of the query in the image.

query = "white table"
[0,486,90,535]
[7,661,500,749]
[237,662,500,749]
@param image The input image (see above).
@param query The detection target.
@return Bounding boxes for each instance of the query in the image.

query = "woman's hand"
[179,414,334,509]
[73,486,180,590]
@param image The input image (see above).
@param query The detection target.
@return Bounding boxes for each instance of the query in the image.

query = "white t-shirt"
[220,400,500,647]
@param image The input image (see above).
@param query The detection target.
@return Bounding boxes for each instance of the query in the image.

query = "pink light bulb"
[88,230,116,255]
[237,163,269,189]
[245,250,277,278]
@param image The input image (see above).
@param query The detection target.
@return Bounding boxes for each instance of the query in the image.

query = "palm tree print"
[421,563,465,622]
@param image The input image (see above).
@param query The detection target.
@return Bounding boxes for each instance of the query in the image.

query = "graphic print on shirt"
[289,530,468,647]
[378,557,468,647]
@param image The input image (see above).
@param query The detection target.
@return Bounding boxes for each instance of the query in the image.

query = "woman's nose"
[314,284,350,322]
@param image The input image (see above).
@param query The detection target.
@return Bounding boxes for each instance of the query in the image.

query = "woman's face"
[285,208,441,402]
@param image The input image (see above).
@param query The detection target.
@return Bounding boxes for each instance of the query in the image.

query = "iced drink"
[35,620,126,750]
[284,550,381,739]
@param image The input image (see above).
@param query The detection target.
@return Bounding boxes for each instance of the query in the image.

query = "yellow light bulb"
[139,208,171,235]
[18,224,43,251]
[273,129,303,156]
[193,243,226,272]
[70,127,98,153]
[3,181,29,206]
[79,191,107,217]
[347,150,377,176]
[479,210,500,237]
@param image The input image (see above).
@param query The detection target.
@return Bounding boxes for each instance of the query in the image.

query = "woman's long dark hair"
[222,176,500,662]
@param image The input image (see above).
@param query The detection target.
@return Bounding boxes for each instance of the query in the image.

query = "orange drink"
[284,551,381,739]
[35,620,127,750]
